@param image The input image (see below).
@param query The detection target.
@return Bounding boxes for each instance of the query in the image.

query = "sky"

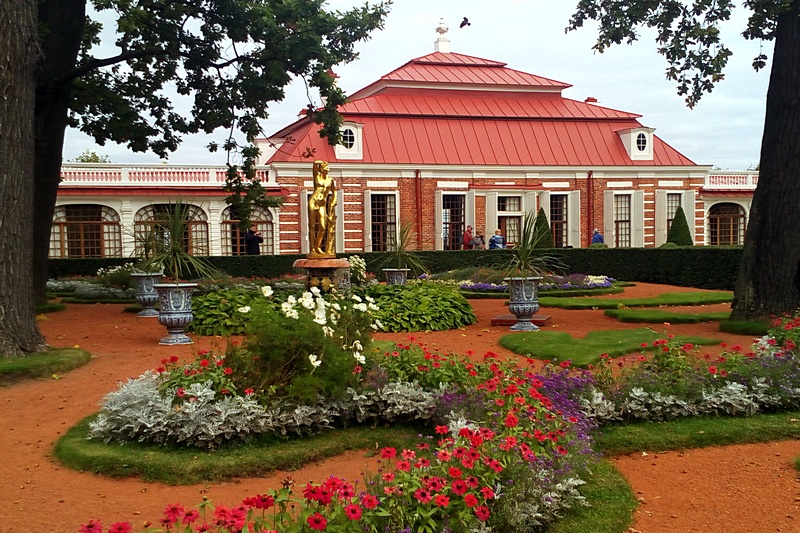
[62,1,772,170]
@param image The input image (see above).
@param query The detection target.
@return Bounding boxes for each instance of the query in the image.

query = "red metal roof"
[268,117,694,167]
[339,90,639,120]
[265,51,696,168]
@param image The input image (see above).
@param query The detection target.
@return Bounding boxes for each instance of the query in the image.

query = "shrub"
[368,282,477,332]
[189,288,258,336]
[666,206,694,245]
[226,288,379,404]
[533,207,554,248]
[96,263,138,289]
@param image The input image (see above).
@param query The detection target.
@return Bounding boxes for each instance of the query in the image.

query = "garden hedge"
[49,245,742,291]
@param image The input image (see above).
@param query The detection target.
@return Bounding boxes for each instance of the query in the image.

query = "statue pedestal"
[293,258,351,293]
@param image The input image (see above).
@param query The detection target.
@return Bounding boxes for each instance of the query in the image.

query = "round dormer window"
[342,128,355,149]
[636,132,647,152]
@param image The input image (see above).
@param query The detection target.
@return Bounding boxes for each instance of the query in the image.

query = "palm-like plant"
[502,211,559,278]
[139,200,216,283]
[379,221,427,275]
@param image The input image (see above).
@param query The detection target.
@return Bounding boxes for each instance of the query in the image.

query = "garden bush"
[367,282,477,332]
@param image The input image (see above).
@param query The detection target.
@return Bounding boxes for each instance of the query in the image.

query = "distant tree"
[69,149,111,163]
[666,207,693,246]
[568,1,800,320]
[532,207,554,249]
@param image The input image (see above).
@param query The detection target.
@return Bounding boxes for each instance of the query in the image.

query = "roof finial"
[434,18,450,53]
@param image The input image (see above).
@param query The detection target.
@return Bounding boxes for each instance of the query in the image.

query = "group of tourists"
[462,225,506,249]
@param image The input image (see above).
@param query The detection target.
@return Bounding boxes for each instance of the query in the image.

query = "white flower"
[261,285,273,297]
[332,303,341,311]
[352,340,363,352]
[322,325,335,337]
[301,298,315,310]
[308,354,322,370]
[353,352,366,365]
[368,303,379,311]
[313,307,327,325]
[351,294,363,302]
[310,286,321,296]
[365,295,375,303]
[371,319,383,331]
[287,295,296,305]
[237,306,251,313]
[353,303,367,312]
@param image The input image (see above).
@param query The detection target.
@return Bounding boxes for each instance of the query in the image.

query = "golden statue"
[308,160,337,257]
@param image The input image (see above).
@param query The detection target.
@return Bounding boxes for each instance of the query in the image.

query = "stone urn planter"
[504,276,542,331]
[382,268,411,285]
[131,272,163,317]
[153,283,197,345]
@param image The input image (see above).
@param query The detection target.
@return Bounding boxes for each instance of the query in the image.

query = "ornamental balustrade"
[60,163,270,187]
[704,172,759,190]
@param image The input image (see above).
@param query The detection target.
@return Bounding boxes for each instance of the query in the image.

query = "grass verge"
[545,460,636,533]
[604,308,729,323]
[35,302,67,313]
[0,348,91,384]
[54,416,423,485]
[596,411,800,455]
[59,297,137,304]
[719,319,770,336]
[539,291,733,310]
[499,328,719,367]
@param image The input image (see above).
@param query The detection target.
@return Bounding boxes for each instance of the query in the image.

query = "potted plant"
[500,211,560,331]
[139,200,216,345]
[378,222,427,285]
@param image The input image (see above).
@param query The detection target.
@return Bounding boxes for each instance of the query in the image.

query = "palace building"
[53,23,757,259]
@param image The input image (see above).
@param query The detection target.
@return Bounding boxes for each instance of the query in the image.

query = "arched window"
[221,206,274,255]
[50,204,122,258]
[708,203,746,245]
[133,203,209,257]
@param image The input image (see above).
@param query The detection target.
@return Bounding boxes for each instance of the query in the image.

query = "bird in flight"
[460,17,470,28]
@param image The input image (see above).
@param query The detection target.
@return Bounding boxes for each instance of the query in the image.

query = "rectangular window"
[498,196,521,212]
[614,194,632,248]
[499,216,521,247]
[550,195,568,248]
[371,194,397,252]
[442,195,466,250]
[666,193,682,233]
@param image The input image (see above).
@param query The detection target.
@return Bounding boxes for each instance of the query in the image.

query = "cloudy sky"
[63,0,772,170]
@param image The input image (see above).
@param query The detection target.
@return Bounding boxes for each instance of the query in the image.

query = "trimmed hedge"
[49,246,743,291]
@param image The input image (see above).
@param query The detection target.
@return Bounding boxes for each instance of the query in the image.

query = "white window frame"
[654,189,696,246]
[604,190,645,248]
[363,190,400,252]
[334,122,364,160]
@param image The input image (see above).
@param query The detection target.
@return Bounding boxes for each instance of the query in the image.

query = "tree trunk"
[32,0,86,304]
[732,2,800,320]
[0,0,47,356]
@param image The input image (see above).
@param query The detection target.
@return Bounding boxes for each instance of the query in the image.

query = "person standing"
[462,225,474,250]
[472,230,485,249]
[244,224,263,255]
[488,229,505,249]
[591,228,604,244]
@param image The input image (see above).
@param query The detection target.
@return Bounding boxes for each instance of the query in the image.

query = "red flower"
[475,505,491,521]
[435,425,449,435]
[344,503,362,520]
[414,488,433,504]
[252,494,275,509]
[380,447,397,459]
[708,366,718,375]
[464,493,479,508]
[382,472,395,482]
[353,365,363,374]
[448,466,463,479]
[395,460,411,472]
[79,520,103,533]
[176,388,186,398]
[108,523,132,533]
[481,486,495,500]
[504,413,519,427]
[244,388,255,395]
[434,494,450,507]
[224,367,233,375]
[401,448,416,460]
[307,512,328,530]
[200,359,210,367]
[181,510,199,524]
[361,494,380,509]
[163,503,184,523]
[451,479,468,495]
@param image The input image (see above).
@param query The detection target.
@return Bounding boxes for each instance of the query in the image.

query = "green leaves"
[566,0,790,107]
[368,283,477,333]
[71,0,391,157]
